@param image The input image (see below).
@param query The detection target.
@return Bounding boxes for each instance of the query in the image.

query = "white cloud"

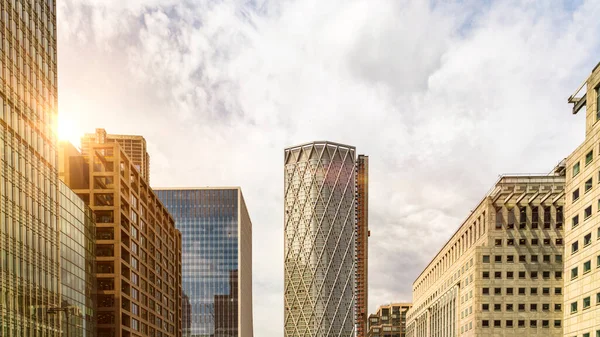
[58,0,600,335]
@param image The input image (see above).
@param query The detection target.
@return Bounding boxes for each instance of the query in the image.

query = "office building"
[0,0,61,335]
[284,141,366,337]
[154,188,254,337]
[368,303,411,337]
[81,129,151,183]
[356,155,370,337]
[59,181,97,336]
[406,167,566,337]
[564,62,600,337]
[59,138,182,337]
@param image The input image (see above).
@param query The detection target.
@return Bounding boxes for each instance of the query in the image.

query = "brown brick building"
[59,136,182,337]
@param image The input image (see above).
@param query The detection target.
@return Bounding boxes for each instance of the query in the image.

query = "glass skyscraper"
[0,0,60,335]
[59,181,96,336]
[155,188,254,337]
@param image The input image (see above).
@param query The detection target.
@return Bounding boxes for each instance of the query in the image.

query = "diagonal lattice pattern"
[284,142,356,337]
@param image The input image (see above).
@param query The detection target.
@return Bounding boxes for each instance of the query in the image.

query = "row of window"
[482,287,562,295]
[483,254,562,263]
[569,256,600,280]
[482,320,561,328]
[570,203,600,229]
[482,303,561,312]
[571,330,600,337]
[570,293,600,313]
[570,228,600,255]
[483,270,562,280]
[494,238,563,247]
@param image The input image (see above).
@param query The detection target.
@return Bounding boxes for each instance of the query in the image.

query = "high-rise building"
[367,303,411,337]
[59,138,182,337]
[564,62,600,337]
[406,167,566,337]
[59,181,97,336]
[81,129,151,183]
[356,155,370,337]
[284,141,364,337]
[0,0,60,335]
[154,188,254,337]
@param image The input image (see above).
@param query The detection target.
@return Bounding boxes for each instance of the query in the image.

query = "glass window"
[573,162,581,177]
[571,301,578,313]
[572,241,579,253]
[573,188,580,202]
[586,178,594,192]
[584,260,591,273]
[573,215,580,228]
[587,150,594,165]
[585,233,592,246]
[571,267,578,279]
[583,296,591,309]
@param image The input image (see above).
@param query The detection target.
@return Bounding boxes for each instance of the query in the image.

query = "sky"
[57,0,600,336]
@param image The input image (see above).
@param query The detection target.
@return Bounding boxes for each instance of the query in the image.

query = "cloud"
[58,0,600,335]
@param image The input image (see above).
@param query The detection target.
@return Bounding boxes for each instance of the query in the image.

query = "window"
[495,239,502,246]
[573,215,580,228]
[543,287,550,295]
[494,320,501,327]
[554,320,561,328]
[597,292,600,304]
[556,254,563,262]
[572,241,579,254]
[531,287,538,295]
[555,287,562,295]
[530,303,538,311]
[586,178,594,192]
[544,238,551,245]
[555,271,562,279]
[555,303,562,311]
[571,301,578,313]
[519,238,527,245]
[519,255,526,262]
[506,320,513,328]
[494,271,502,279]
[585,233,592,246]
[495,255,502,263]
[574,162,581,177]
[482,303,489,311]
[531,271,538,279]
[518,288,526,295]
[483,271,489,279]
[507,271,514,278]
[483,288,489,295]
[506,304,513,311]
[519,207,527,226]
[507,238,514,246]
[507,255,514,263]
[586,206,593,219]
[543,255,550,262]
[573,188,580,202]
[584,296,591,309]
[542,320,549,328]
[531,238,539,245]
[494,303,501,311]
[572,267,579,279]
[482,320,489,327]
[598,255,600,267]
[531,255,539,263]
[494,288,502,295]
[518,271,526,279]
[542,303,550,311]
[584,260,591,273]
[530,320,537,328]
[518,320,525,328]
[506,288,514,295]
[483,255,490,263]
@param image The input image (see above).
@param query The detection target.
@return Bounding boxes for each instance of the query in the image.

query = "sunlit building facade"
[356,155,370,337]
[155,188,254,337]
[59,181,97,336]
[406,167,566,337]
[564,62,600,337]
[59,139,182,337]
[284,141,361,337]
[0,0,61,335]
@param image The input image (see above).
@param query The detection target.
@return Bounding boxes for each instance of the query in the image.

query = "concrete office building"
[406,168,566,337]
[81,129,151,183]
[59,138,182,337]
[0,0,61,335]
[284,141,367,337]
[154,188,254,337]
[368,303,411,337]
[59,181,97,336]
[564,62,600,337]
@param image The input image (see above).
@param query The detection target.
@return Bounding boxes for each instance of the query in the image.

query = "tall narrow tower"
[355,155,369,337]
[284,141,358,337]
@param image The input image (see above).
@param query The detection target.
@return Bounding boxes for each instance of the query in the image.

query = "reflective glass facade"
[59,181,96,337]
[155,188,253,337]
[0,0,60,335]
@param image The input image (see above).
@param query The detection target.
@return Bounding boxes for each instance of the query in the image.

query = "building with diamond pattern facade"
[284,141,367,337]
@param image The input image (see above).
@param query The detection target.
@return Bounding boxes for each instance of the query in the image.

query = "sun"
[57,114,82,147]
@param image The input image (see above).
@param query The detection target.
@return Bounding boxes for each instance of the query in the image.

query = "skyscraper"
[367,303,411,337]
[59,138,182,337]
[356,155,369,337]
[564,62,600,337]
[284,141,363,337]
[154,188,254,337]
[0,0,60,335]
[81,128,151,183]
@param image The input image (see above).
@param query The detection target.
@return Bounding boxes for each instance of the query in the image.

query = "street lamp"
[47,301,72,337]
